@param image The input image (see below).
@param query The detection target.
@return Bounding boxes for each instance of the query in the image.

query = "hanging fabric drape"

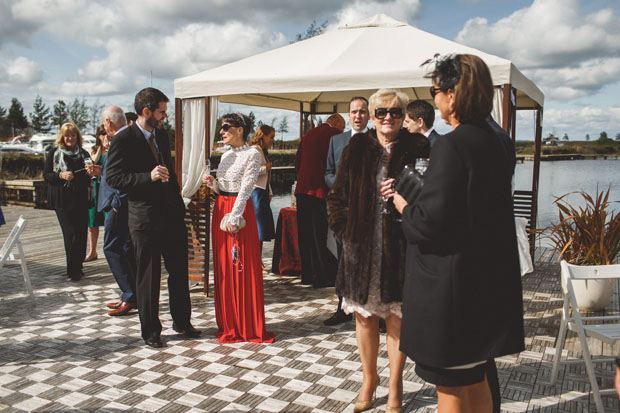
[491,87,504,127]
[181,97,220,206]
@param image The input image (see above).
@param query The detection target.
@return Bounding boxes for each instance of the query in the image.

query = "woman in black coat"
[393,54,524,412]
[44,122,96,281]
[328,88,429,412]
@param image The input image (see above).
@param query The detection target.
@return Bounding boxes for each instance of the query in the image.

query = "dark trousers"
[55,208,88,278]
[295,194,337,288]
[103,206,136,303]
[130,216,191,341]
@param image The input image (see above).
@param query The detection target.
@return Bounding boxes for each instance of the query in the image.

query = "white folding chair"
[0,215,34,301]
[550,260,620,412]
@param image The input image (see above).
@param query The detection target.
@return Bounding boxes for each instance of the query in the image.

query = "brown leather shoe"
[108,302,136,316]
[107,300,122,309]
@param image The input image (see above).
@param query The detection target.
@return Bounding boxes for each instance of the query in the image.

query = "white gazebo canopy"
[175,14,544,113]
[173,14,545,284]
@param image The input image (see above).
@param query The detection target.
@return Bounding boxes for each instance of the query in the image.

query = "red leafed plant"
[546,187,620,265]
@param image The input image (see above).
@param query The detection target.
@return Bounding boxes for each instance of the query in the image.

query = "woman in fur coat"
[328,89,429,412]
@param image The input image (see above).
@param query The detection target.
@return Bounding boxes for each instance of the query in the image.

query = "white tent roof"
[174,14,543,112]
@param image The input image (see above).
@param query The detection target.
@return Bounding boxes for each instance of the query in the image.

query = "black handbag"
[393,163,424,205]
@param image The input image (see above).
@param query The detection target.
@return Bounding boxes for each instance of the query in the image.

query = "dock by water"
[1,205,619,412]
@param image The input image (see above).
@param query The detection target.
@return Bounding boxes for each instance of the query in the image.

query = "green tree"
[69,98,89,131]
[598,131,611,142]
[562,133,569,141]
[52,100,70,129]
[615,133,620,142]
[294,20,328,42]
[88,99,105,134]
[7,98,29,136]
[248,111,256,135]
[29,95,51,133]
[277,117,289,141]
[585,133,590,141]
[0,105,7,137]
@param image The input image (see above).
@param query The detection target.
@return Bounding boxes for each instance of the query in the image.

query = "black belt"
[220,191,238,197]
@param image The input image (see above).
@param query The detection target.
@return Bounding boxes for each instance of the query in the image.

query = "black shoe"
[323,311,352,326]
[172,322,202,338]
[144,337,164,348]
[69,271,84,281]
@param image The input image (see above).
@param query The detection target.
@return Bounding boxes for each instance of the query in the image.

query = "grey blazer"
[324,130,353,189]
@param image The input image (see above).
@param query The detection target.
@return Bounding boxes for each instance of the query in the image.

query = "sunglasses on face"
[221,123,233,131]
[430,87,443,98]
[374,107,403,119]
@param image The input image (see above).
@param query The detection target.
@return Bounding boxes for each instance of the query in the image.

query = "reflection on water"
[269,159,620,231]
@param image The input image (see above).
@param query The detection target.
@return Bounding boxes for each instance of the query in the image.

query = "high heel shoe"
[385,407,403,413]
[353,383,377,412]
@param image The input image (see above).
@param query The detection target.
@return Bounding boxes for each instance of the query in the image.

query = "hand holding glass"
[415,158,429,175]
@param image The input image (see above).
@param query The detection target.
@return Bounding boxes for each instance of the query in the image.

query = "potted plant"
[545,187,620,311]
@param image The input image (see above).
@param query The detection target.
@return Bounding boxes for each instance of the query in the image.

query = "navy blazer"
[97,157,128,213]
[427,129,441,148]
[324,130,353,189]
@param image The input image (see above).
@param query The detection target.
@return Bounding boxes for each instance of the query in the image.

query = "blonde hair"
[55,122,84,149]
[368,88,409,115]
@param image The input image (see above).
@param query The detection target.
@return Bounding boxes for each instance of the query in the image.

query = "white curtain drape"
[491,87,503,128]
[181,97,219,206]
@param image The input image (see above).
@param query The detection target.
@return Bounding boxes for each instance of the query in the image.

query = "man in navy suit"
[404,100,441,148]
[99,106,136,316]
[106,88,199,348]
[323,97,369,326]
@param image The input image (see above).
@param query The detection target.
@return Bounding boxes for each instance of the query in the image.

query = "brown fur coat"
[327,129,429,304]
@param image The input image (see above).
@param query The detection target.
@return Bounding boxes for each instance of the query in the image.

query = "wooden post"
[174,98,183,186]
[501,84,511,132]
[299,102,303,140]
[510,88,517,144]
[531,105,543,256]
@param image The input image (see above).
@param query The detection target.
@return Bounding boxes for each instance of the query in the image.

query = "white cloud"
[334,0,422,28]
[540,105,620,139]
[455,0,620,100]
[0,56,43,86]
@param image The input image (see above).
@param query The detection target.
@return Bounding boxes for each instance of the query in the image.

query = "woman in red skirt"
[203,113,274,344]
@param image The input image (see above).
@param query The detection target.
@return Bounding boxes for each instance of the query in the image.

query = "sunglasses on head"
[221,123,234,131]
[430,86,443,98]
[374,107,403,119]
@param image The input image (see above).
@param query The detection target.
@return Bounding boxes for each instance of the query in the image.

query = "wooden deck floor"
[1,205,619,412]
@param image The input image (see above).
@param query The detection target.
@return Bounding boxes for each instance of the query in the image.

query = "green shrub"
[0,154,45,180]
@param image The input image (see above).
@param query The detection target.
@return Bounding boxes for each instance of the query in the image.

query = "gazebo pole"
[501,84,512,133]
[174,98,183,185]
[531,105,543,256]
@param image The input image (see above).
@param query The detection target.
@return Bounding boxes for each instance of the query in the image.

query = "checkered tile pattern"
[1,205,619,412]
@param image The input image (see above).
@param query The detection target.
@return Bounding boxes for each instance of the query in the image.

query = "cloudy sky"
[1,0,619,140]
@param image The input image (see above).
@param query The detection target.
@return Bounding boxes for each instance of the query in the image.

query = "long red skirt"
[212,194,274,343]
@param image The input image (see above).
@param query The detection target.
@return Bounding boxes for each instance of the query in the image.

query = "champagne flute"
[415,158,429,175]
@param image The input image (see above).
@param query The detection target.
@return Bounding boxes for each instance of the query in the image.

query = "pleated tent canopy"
[174,14,544,113]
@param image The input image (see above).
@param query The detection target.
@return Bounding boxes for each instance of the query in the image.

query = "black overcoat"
[327,129,429,304]
[400,118,525,367]
[43,146,91,211]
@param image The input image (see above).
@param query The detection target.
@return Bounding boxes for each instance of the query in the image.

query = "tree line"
[0,95,106,138]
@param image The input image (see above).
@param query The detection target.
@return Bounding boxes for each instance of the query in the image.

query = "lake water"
[269,159,620,231]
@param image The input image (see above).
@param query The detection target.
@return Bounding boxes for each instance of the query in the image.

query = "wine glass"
[415,158,429,175]
[381,179,392,215]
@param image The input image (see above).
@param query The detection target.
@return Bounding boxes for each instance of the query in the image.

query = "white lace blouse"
[212,144,262,226]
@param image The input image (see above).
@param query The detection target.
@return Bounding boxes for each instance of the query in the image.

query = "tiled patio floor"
[1,205,619,412]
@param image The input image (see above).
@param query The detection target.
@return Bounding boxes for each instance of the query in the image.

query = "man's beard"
[146,115,162,130]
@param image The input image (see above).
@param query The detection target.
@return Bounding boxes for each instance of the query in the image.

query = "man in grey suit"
[323,96,369,326]
[404,100,441,148]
